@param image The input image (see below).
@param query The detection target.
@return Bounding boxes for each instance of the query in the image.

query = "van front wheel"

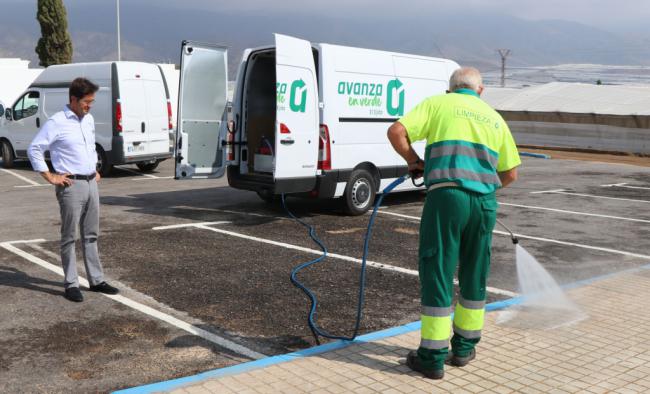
[343,169,376,216]
[96,145,113,176]
[1,140,15,169]
[136,160,160,172]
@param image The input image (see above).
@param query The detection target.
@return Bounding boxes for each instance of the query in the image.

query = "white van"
[175,35,459,214]
[0,61,173,175]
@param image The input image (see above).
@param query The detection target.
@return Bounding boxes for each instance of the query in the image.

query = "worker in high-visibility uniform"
[388,67,520,379]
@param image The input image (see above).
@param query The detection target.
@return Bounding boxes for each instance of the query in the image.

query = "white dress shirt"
[28,105,97,175]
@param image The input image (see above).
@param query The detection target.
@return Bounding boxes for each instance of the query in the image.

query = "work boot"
[406,350,444,380]
[445,348,476,367]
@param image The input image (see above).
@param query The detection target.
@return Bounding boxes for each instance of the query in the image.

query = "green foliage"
[35,0,73,67]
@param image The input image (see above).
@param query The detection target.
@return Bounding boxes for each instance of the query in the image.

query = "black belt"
[69,173,96,181]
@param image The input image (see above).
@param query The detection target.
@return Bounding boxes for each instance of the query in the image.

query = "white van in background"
[175,35,458,214]
[0,61,173,175]
[0,100,5,129]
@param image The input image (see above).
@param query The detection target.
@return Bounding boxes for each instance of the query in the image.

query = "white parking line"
[15,184,52,188]
[172,206,281,219]
[152,221,231,230]
[377,210,650,260]
[153,222,517,297]
[601,182,650,191]
[1,168,44,186]
[116,166,159,179]
[0,239,265,360]
[531,189,650,204]
[530,188,566,194]
[499,202,650,224]
[131,176,173,181]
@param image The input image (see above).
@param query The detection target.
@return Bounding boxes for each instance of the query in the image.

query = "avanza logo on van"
[277,79,308,113]
[337,79,405,116]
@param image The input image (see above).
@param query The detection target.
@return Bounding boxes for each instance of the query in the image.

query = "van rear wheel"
[1,140,15,169]
[256,189,279,204]
[96,145,113,176]
[136,160,160,172]
[343,169,376,216]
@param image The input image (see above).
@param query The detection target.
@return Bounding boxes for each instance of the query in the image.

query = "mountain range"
[1,2,648,76]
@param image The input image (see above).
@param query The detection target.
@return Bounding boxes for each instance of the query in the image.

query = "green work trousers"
[416,187,497,370]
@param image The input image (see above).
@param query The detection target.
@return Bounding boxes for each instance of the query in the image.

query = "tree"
[35,0,73,67]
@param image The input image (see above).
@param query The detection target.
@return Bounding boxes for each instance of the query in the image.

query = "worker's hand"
[95,171,101,183]
[47,173,73,187]
[408,158,425,179]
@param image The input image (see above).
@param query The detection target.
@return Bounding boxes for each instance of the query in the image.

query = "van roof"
[30,61,158,87]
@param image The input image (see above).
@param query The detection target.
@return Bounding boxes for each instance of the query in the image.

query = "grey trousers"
[55,178,104,289]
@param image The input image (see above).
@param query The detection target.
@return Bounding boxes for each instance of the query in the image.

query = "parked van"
[175,35,459,214]
[0,100,5,129]
[0,61,173,175]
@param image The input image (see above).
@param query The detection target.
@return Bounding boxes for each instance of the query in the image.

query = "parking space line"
[0,240,266,360]
[172,206,281,219]
[378,210,650,260]
[153,222,516,297]
[152,221,231,230]
[131,176,173,181]
[499,201,650,224]
[14,184,51,188]
[530,188,566,194]
[531,189,650,203]
[1,168,44,186]
[601,182,650,191]
[115,166,159,179]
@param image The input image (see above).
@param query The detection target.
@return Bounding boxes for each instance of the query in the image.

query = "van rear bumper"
[227,166,317,194]
[109,136,173,164]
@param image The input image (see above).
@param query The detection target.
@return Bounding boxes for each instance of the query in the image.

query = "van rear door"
[274,34,319,185]
[175,41,229,179]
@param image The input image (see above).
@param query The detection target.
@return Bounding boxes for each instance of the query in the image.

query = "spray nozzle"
[496,218,519,245]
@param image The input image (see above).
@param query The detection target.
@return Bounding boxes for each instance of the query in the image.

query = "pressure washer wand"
[496,218,519,244]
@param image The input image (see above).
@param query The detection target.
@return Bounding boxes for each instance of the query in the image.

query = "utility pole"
[116,0,121,61]
[497,49,511,87]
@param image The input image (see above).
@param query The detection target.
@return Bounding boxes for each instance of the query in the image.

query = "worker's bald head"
[449,67,483,94]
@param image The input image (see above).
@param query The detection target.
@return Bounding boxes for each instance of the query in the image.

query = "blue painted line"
[113,262,650,393]
[520,151,551,159]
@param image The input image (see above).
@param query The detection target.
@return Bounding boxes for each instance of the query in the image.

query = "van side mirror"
[4,108,11,120]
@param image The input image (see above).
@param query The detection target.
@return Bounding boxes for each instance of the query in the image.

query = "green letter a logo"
[290,79,307,113]
[387,79,404,116]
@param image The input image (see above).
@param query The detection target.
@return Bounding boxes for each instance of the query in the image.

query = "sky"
[5,0,650,30]
[1,0,649,70]
[92,0,650,31]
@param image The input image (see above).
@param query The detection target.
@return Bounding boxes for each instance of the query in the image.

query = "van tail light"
[280,123,291,134]
[167,100,173,130]
[226,130,235,161]
[115,100,123,132]
[318,124,332,171]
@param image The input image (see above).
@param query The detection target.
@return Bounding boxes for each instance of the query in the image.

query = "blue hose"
[283,173,411,344]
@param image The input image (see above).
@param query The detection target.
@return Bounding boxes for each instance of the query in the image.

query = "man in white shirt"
[28,77,118,302]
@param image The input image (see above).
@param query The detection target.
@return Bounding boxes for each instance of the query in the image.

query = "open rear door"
[274,34,319,186]
[175,41,229,179]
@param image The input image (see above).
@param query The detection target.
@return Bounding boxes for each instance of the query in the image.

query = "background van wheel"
[256,189,279,204]
[136,160,160,172]
[96,145,113,176]
[343,169,376,216]
[1,140,15,169]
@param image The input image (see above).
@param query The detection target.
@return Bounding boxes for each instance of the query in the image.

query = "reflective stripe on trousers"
[453,296,485,339]
[420,306,451,350]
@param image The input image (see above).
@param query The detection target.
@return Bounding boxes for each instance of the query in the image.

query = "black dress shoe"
[89,281,119,295]
[64,287,84,302]
[406,350,444,380]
